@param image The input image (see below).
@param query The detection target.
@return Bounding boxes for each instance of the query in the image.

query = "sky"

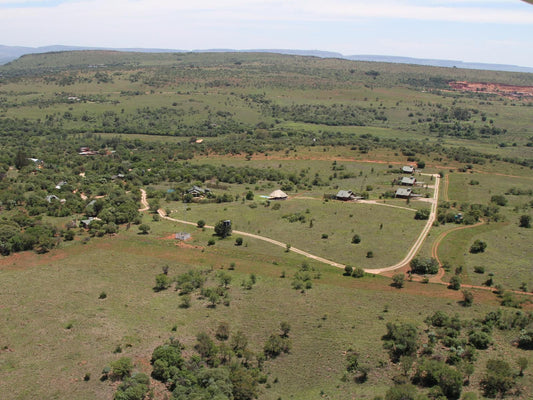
[1,0,533,67]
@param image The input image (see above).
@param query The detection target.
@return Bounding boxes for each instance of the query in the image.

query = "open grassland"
[1,222,531,400]
[0,51,532,400]
[162,196,424,268]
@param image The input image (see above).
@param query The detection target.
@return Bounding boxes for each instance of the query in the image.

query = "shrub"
[414,208,430,220]
[410,257,439,275]
[474,266,485,274]
[480,359,515,398]
[469,331,492,349]
[490,195,507,206]
[235,237,243,246]
[154,274,171,292]
[99,291,107,299]
[519,215,531,228]
[462,290,474,307]
[110,357,133,380]
[366,251,374,258]
[197,219,205,228]
[449,276,461,290]
[351,234,361,244]
[214,220,232,238]
[344,265,353,276]
[179,295,191,309]
[138,224,150,234]
[352,267,365,278]
[382,322,418,361]
[392,274,405,288]
[207,238,216,246]
[215,322,230,341]
[470,240,487,254]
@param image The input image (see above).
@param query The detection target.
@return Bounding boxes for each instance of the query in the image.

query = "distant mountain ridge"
[1,44,532,73]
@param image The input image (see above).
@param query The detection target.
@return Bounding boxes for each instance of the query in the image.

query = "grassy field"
[0,51,532,400]
[1,221,530,400]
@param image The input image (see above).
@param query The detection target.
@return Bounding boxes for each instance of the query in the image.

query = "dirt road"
[140,175,439,275]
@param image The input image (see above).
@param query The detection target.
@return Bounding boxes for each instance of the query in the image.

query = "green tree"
[410,257,439,274]
[517,357,528,377]
[519,215,531,228]
[138,224,150,234]
[280,321,291,337]
[215,322,230,341]
[154,273,171,292]
[344,265,353,276]
[470,240,487,254]
[392,274,405,288]
[385,384,418,400]
[197,219,206,228]
[351,234,361,244]
[214,220,232,238]
[110,357,134,380]
[383,322,418,361]
[352,267,365,278]
[480,359,515,398]
[449,275,461,290]
[14,149,29,170]
[462,289,474,307]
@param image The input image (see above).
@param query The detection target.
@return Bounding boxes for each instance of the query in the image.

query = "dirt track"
[140,175,440,275]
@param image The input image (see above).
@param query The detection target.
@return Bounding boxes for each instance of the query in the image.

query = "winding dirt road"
[140,176,440,274]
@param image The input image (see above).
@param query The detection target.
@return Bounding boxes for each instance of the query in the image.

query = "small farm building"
[336,190,356,201]
[395,188,412,198]
[400,177,416,186]
[187,186,210,197]
[175,232,191,241]
[402,166,414,174]
[268,190,288,200]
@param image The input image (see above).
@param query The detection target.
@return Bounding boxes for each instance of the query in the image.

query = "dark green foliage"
[110,357,134,380]
[480,359,515,398]
[385,384,418,400]
[461,290,474,307]
[490,195,507,206]
[235,237,243,246]
[519,215,531,228]
[114,373,150,400]
[195,332,219,364]
[214,220,232,238]
[518,329,533,350]
[468,331,492,349]
[410,257,439,275]
[216,322,230,341]
[414,208,430,220]
[425,311,450,328]
[351,234,361,244]
[154,273,172,292]
[138,223,150,234]
[382,322,418,362]
[264,334,291,358]
[197,219,206,228]
[413,358,463,399]
[344,265,353,276]
[469,240,487,254]
[151,341,185,381]
[352,267,365,278]
[391,274,405,288]
[448,276,461,290]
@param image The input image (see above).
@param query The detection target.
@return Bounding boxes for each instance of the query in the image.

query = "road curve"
[140,176,439,274]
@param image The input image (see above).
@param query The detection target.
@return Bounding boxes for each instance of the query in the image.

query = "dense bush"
[410,257,439,275]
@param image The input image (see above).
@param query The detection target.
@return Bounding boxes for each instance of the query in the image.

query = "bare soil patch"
[449,81,533,98]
